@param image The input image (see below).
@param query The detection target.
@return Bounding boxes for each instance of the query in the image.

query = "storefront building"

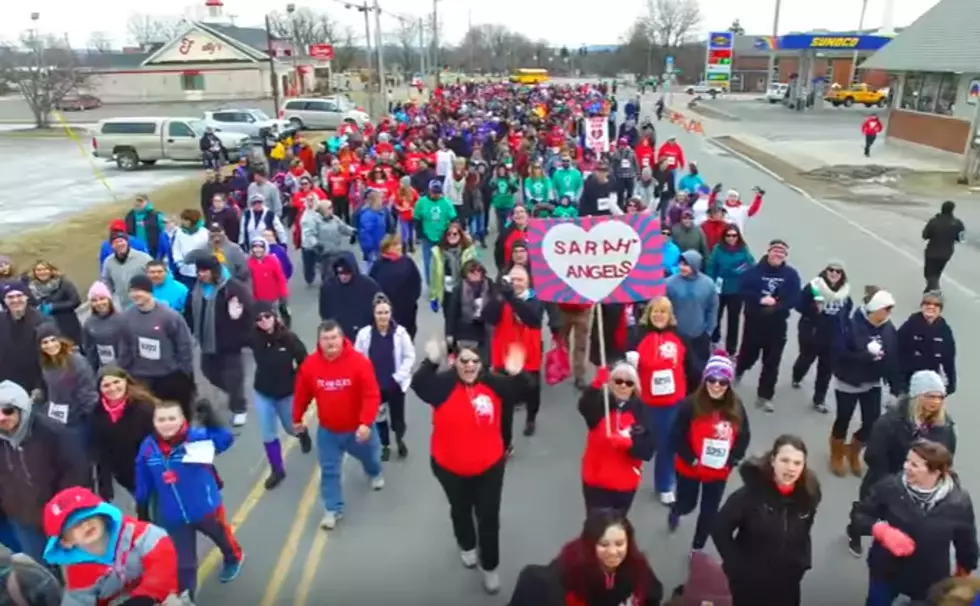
[860,0,979,154]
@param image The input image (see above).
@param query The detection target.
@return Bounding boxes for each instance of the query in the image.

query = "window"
[211,112,234,122]
[181,72,205,91]
[168,122,195,138]
[283,100,304,110]
[916,73,941,113]
[101,121,156,135]
[306,100,335,112]
[900,74,923,110]
[936,74,959,116]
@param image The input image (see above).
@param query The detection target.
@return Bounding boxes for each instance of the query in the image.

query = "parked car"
[91,117,251,171]
[203,108,293,141]
[765,83,789,103]
[684,82,724,98]
[56,94,102,111]
[279,95,370,130]
[824,83,888,108]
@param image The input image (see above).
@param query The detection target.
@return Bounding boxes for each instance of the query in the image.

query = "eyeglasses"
[613,378,635,388]
[458,357,481,365]
[705,378,731,387]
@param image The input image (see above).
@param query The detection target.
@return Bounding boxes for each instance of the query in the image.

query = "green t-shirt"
[413,195,457,243]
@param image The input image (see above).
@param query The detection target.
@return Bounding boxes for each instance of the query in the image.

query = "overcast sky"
[2,0,940,49]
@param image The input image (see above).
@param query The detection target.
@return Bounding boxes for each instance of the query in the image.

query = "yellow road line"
[293,517,329,606]
[196,409,316,587]
[259,467,321,606]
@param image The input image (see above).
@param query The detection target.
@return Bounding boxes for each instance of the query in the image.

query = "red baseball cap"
[43,487,103,538]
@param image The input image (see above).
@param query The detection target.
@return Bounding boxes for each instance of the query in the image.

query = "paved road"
[697,96,879,142]
[180,104,980,605]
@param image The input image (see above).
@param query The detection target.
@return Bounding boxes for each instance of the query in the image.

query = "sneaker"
[505,445,515,458]
[264,469,286,490]
[231,413,247,427]
[371,475,385,491]
[523,421,536,437]
[658,491,676,505]
[297,430,312,454]
[319,511,342,530]
[219,554,245,583]
[791,381,802,389]
[396,440,409,459]
[848,536,863,558]
[813,401,829,414]
[756,398,774,413]
[381,446,391,462]
[667,509,680,533]
[482,569,501,594]
[460,549,478,569]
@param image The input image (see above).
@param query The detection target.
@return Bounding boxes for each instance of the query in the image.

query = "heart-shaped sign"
[590,127,603,140]
[542,221,642,302]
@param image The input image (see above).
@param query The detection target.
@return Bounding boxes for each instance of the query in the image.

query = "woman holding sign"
[668,353,751,552]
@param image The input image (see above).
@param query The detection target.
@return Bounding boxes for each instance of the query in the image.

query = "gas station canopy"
[754,34,893,52]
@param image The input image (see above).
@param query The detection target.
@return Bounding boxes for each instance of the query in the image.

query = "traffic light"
[560,46,569,59]
[578,46,587,56]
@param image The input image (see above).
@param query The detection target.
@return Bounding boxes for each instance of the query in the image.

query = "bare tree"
[127,14,184,46]
[268,8,337,51]
[87,32,112,54]
[0,32,88,128]
[619,19,653,77]
[393,19,419,73]
[645,0,702,48]
[332,26,358,73]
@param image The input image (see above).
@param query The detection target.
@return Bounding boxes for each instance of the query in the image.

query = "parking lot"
[697,96,880,141]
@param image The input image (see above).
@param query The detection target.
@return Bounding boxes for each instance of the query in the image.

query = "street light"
[849,0,870,85]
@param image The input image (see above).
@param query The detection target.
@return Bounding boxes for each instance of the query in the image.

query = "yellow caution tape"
[52,110,119,203]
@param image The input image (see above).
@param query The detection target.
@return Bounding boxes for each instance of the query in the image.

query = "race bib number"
[650,370,675,396]
[621,158,630,168]
[138,337,161,360]
[48,402,69,424]
[444,276,454,293]
[597,195,616,211]
[666,156,677,167]
[96,344,116,365]
[228,298,244,320]
[700,438,731,470]
[473,298,483,318]
[715,278,723,294]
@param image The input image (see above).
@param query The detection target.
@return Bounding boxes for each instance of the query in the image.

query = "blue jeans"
[421,239,435,287]
[301,248,319,285]
[866,578,902,606]
[10,523,47,562]
[316,426,382,514]
[253,391,295,443]
[399,218,414,249]
[0,515,22,553]
[468,213,486,240]
[649,405,678,494]
[495,208,510,232]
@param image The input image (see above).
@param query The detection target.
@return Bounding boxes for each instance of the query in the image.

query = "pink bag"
[544,338,571,386]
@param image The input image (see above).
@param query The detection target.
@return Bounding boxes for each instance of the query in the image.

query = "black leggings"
[432,458,505,571]
[711,294,743,355]
[332,195,351,224]
[583,484,636,516]
[791,340,833,404]
[831,387,882,442]
[500,372,541,447]
[617,177,635,204]
[377,388,407,446]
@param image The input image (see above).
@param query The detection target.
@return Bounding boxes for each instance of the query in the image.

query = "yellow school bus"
[509,68,550,85]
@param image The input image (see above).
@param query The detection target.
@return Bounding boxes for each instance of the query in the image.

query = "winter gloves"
[592,366,610,389]
[872,522,915,556]
[194,398,222,429]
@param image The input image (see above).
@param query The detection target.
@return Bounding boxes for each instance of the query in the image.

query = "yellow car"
[824,84,887,108]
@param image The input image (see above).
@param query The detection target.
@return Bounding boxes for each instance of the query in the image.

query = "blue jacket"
[99,236,149,266]
[833,309,901,393]
[662,239,681,276]
[897,312,957,394]
[705,243,754,295]
[794,279,853,347]
[739,259,802,320]
[134,425,234,526]
[152,273,188,314]
[678,173,706,194]
[665,250,718,339]
[357,207,388,254]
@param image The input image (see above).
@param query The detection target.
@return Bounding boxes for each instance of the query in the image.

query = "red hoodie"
[326,170,350,198]
[292,340,380,432]
[248,253,288,303]
[701,217,729,251]
[635,139,656,170]
[862,117,883,136]
[403,151,424,174]
[635,329,688,407]
[657,140,686,170]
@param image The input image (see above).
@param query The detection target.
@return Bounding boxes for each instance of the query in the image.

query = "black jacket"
[410,167,437,196]
[922,209,965,260]
[251,325,308,399]
[318,252,382,338]
[862,395,956,492]
[0,310,47,394]
[186,278,254,354]
[91,396,156,500]
[713,460,820,596]
[578,175,619,217]
[369,256,422,337]
[850,473,978,600]
[897,312,956,394]
[32,278,82,344]
[508,558,663,606]
[832,309,901,394]
[794,281,853,348]
[445,278,492,347]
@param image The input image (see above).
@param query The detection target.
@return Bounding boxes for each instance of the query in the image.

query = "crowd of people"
[0,78,974,606]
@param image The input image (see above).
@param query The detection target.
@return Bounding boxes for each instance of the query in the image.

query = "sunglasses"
[705,378,731,387]
[0,406,17,416]
[256,313,275,321]
[724,233,738,238]
[458,357,481,365]
[613,378,635,388]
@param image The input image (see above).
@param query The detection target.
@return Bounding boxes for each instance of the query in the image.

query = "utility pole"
[466,9,473,74]
[766,0,781,84]
[359,1,375,117]
[418,17,426,75]
[432,0,440,87]
[849,0,869,85]
[286,4,300,95]
[264,14,281,116]
[373,0,387,113]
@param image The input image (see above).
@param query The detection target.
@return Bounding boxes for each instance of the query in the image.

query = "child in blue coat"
[357,189,388,271]
[134,398,243,598]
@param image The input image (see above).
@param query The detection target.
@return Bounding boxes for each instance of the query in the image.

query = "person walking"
[704,224,753,357]
[37,325,98,454]
[27,260,82,344]
[81,281,127,371]
[713,435,821,606]
[734,239,802,412]
[668,353,750,553]
[790,260,853,413]
[665,250,718,388]
[861,114,883,157]
[897,290,956,394]
[292,320,385,531]
[921,201,965,292]
[411,338,526,594]
[369,234,422,340]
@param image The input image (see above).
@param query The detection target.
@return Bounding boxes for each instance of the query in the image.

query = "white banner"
[585,117,609,154]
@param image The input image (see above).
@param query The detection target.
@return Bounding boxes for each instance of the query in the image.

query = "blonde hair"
[639,297,677,328]
[380,233,401,252]
[927,576,980,605]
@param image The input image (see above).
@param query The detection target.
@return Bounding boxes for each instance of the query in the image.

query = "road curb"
[707,137,812,198]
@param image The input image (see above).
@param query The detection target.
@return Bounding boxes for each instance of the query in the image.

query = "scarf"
[460,279,486,323]
[809,276,851,303]
[155,422,189,457]
[902,473,953,511]
[212,245,226,265]
[443,246,464,289]
[381,250,401,261]
[190,278,224,354]
[101,396,126,424]
[29,276,61,301]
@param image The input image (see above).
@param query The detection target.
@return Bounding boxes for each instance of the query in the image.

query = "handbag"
[544,338,571,386]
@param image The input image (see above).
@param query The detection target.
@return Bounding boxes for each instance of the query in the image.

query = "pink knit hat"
[87,281,112,301]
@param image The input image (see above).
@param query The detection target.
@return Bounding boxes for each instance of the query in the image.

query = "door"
[307,100,339,129]
[164,121,200,161]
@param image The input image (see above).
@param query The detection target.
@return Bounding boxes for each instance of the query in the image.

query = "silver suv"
[204,108,292,140]
[280,96,370,130]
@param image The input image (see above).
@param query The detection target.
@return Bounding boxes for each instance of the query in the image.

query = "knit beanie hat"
[909,370,946,398]
[703,352,735,383]
[128,275,153,294]
[87,281,112,301]
[767,239,789,256]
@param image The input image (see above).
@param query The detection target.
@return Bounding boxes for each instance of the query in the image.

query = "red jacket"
[579,387,655,492]
[248,254,288,302]
[635,139,656,170]
[293,340,381,432]
[701,218,729,252]
[326,171,351,198]
[672,397,749,482]
[297,146,316,175]
[862,117,883,136]
[635,328,688,407]
[487,295,544,372]
[657,141,686,170]
[403,151,424,174]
